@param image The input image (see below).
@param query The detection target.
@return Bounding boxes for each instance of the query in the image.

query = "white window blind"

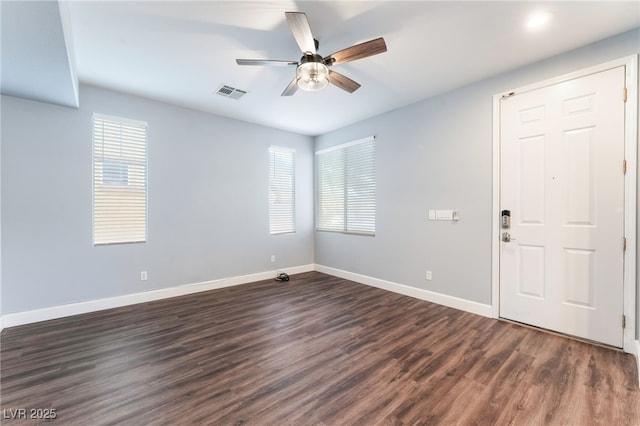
[316,136,375,235]
[93,114,147,245]
[269,146,295,234]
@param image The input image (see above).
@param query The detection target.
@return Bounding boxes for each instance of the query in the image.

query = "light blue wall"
[315,29,640,313]
[1,85,314,314]
[2,29,638,337]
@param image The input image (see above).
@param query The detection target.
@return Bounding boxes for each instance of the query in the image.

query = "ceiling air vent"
[216,84,247,100]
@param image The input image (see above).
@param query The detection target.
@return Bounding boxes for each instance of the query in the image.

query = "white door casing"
[492,56,638,353]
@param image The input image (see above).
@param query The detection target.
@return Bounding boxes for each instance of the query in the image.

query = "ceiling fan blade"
[281,77,299,96]
[328,70,361,93]
[285,12,316,54]
[236,59,298,66]
[325,37,387,65]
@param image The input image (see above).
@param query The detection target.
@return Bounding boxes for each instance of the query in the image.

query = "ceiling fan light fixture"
[296,60,329,91]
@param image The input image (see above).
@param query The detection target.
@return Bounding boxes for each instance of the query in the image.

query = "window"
[269,146,295,234]
[92,114,147,245]
[316,136,375,235]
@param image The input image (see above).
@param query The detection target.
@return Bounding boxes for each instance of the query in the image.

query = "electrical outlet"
[140,271,148,281]
[271,255,276,263]
[425,270,432,280]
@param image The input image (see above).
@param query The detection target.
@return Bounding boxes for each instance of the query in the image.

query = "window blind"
[316,136,375,235]
[269,146,295,234]
[93,114,147,245]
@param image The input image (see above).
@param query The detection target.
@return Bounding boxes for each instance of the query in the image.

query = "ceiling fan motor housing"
[299,53,325,65]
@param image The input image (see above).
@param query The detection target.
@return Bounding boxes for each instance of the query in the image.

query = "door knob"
[502,232,513,242]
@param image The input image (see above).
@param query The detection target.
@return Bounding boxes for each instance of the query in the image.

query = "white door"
[499,66,626,347]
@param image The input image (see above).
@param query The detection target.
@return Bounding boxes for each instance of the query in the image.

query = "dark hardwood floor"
[1,272,638,425]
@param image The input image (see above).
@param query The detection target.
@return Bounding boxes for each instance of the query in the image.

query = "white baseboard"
[314,264,493,318]
[0,264,492,329]
[1,264,314,329]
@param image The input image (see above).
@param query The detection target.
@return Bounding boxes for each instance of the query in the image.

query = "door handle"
[502,232,516,242]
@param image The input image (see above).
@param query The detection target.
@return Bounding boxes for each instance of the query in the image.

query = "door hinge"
[623,87,627,102]
[623,160,627,174]
[623,237,627,251]
[622,315,626,329]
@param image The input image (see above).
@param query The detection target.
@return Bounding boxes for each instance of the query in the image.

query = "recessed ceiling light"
[526,11,552,30]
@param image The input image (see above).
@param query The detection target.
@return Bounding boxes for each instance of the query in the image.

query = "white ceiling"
[3,1,639,136]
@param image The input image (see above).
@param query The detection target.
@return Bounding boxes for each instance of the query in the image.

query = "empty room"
[1,1,639,424]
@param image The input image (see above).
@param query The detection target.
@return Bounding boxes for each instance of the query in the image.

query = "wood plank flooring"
[1,272,638,425]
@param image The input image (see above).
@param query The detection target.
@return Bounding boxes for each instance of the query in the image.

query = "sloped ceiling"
[1,0,78,108]
[2,1,639,135]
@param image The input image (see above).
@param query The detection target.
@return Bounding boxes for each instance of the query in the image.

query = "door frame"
[491,55,638,354]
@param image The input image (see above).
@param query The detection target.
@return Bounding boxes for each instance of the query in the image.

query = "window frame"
[315,136,376,236]
[92,113,148,245]
[269,146,296,235]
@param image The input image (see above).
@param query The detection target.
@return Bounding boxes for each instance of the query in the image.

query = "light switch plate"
[429,209,459,221]
[435,209,453,220]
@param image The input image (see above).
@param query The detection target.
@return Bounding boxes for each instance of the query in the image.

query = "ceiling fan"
[236,11,387,96]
